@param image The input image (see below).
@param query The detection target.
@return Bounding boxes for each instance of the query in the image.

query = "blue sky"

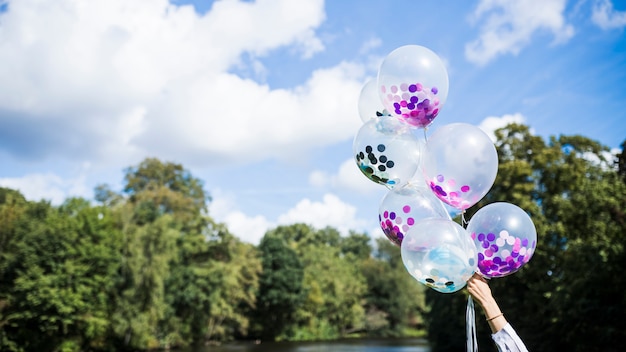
[0,0,625,244]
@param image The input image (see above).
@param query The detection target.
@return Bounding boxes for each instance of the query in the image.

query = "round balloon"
[466,202,537,278]
[353,115,421,189]
[421,123,498,210]
[377,45,449,128]
[358,78,388,123]
[401,218,477,293]
[379,181,451,246]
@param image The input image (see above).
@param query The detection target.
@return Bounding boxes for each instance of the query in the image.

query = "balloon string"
[466,296,478,352]
[461,210,468,228]
[423,127,428,142]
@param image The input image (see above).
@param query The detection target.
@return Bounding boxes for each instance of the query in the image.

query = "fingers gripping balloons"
[353,115,421,189]
[467,202,537,278]
[422,123,498,210]
[379,182,450,246]
[377,45,449,129]
[401,218,478,293]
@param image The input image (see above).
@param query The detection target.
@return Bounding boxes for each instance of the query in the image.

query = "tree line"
[0,123,624,352]
[0,158,425,351]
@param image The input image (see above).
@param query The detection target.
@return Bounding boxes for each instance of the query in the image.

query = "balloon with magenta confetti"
[358,78,388,123]
[353,115,421,189]
[379,181,451,247]
[466,202,537,278]
[401,218,478,293]
[421,123,498,210]
[377,45,449,129]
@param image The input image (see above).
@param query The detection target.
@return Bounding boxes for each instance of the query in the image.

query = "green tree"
[265,224,368,341]
[123,157,210,222]
[109,211,178,350]
[106,157,213,350]
[0,195,121,352]
[425,124,626,352]
[617,139,626,180]
[295,245,366,340]
[0,157,265,351]
[361,238,426,336]
[341,232,372,260]
[251,234,305,341]
[533,135,625,351]
[0,189,34,352]
[203,226,261,342]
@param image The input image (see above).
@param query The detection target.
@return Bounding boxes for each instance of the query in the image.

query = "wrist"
[486,312,504,321]
[479,299,501,318]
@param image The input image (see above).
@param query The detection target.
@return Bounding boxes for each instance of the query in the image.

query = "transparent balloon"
[379,181,451,247]
[377,45,449,128]
[353,115,421,189]
[466,202,537,278]
[401,218,477,293]
[358,78,388,123]
[421,123,498,210]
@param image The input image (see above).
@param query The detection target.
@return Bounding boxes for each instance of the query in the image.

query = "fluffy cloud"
[465,0,574,65]
[0,0,364,167]
[478,112,527,142]
[0,171,90,204]
[592,0,626,30]
[277,193,367,236]
[220,210,274,245]
[210,189,371,244]
[208,188,274,244]
[309,158,381,194]
[136,61,364,165]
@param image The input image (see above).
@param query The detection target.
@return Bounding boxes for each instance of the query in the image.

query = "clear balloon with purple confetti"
[467,202,537,278]
[379,181,451,247]
[377,45,449,129]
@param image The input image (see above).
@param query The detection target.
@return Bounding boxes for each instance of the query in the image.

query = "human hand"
[467,272,507,333]
[467,272,494,308]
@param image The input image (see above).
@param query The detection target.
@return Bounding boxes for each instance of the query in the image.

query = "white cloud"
[0,0,364,167]
[478,113,527,142]
[465,0,574,65]
[581,147,620,171]
[221,211,274,245]
[277,193,367,236]
[208,189,275,244]
[0,171,90,204]
[592,0,626,30]
[210,189,372,244]
[137,61,364,165]
[309,158,381,194]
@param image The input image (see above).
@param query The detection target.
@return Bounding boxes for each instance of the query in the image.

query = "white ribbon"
[466,295,478,352]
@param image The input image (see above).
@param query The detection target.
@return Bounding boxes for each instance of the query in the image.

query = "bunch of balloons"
[353,45,537,293]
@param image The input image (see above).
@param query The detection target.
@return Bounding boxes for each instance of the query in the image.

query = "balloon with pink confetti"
[377,45,449,129]
[421,123,498,210]
[379,181,451,247]
[467,202,537,278]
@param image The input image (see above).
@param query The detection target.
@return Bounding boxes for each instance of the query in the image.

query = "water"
[184,338,430,352]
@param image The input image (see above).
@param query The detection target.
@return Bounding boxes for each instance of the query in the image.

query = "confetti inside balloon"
[353,115,421,189]
[379,181,451,246]
[466,202,537,278]
[377,45,449,128]
[421,123,498,210]
[401,218,478,293]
